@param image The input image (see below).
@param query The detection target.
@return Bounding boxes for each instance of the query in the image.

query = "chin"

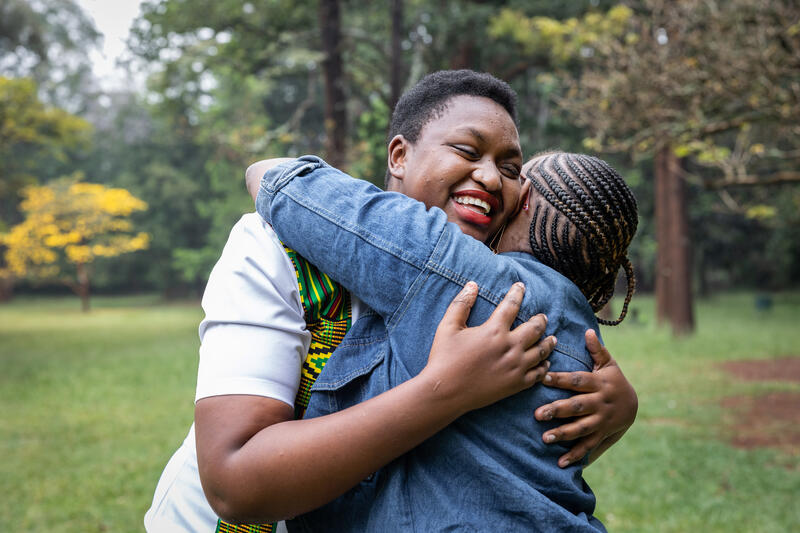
[464,229,487,242]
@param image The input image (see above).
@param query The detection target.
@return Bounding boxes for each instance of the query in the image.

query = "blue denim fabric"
[256,156,606,532]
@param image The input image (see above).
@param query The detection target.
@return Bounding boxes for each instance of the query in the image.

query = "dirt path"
[719,358,800,454]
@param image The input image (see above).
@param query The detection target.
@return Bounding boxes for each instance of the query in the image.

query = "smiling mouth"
[454,195,491,215]
[451,191,501,228]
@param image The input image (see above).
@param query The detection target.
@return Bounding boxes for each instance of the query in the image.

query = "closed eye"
[501,164,521,179]
[453,145,480,159]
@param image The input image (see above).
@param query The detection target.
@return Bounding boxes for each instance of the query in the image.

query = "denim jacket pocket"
[308,312,389,414]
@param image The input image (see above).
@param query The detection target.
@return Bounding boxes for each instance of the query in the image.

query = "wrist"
[414,367,471,419]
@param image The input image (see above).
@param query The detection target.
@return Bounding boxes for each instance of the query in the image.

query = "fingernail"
[559,458,570,467]
[551,336,557,345]
[464,281,477,292]
[514,282,525,290]
[545,434,556,443]
[544,374,552,384]
[545,361,551,369]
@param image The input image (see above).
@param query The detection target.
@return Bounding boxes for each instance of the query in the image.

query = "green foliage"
[3,0,797,296]
[0,0,101,111]
[0,77,92,229]
[489,4,633,62]
[348,94,390,185]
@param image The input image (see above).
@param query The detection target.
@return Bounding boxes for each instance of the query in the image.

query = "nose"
[472,159,503,192]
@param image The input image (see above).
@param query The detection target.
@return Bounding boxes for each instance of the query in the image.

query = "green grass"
[586,291,800,532]
[1,292,798,532]
[0,295,202,532]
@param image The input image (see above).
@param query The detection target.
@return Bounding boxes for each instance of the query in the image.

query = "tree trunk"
[76,262,91,312]
[449,41,474,70]
[654,146,694,335]
[389,0,404,111]
[0,277,14,302]
[319,0,347,169]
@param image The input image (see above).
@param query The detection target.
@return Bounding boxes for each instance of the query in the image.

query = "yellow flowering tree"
[0,175,150,311]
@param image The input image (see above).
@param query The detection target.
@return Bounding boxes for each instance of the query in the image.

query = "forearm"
[255,156,447,316]
[197,370,465,523]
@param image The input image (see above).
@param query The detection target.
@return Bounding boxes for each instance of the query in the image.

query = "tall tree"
[389,0,404,110]
[319,0,347,168]
[491,0,800,334]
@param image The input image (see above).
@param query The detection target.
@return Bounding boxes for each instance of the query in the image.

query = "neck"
[496,213,534,254]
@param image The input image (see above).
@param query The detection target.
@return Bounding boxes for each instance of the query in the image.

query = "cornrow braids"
[525,153,638,326]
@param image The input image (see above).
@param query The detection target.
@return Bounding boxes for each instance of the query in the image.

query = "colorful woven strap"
[216,523,273,533]
[216,246,352,532]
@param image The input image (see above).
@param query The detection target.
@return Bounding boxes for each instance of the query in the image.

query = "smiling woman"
[387,93,524,242]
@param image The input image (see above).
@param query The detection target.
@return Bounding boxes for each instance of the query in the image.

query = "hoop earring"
[522,178,532,211]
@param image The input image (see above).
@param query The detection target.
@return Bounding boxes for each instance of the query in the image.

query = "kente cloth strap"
[216,246,352,533]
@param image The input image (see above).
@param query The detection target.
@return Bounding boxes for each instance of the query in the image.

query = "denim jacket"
[256,156,606,532]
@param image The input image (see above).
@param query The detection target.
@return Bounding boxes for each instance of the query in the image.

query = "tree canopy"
[1,0,797,328]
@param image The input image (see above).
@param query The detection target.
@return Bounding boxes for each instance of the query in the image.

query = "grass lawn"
[1,292,799,532]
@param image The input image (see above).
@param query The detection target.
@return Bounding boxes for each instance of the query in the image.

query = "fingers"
[541,370,599,393]
[440,282,478,331]
[534,389,601,421]
[524,360,551,386]
[556,433,604,468]
[541,413,602,446]
[488,282,526,327]
[584,329,611,369]
[522,335,556,368]
[511,313,548,349]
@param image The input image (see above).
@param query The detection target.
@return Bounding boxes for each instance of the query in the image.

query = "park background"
[1,0,798,531]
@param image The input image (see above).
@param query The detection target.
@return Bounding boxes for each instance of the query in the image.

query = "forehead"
[420,95,520,148]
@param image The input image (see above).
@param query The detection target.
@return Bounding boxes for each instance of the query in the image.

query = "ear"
[387,135,410,187]
[516,178,532,215]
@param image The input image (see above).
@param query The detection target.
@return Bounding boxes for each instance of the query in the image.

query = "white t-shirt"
[144,213,360,532]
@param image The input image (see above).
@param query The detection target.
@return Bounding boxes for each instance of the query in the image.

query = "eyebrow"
[457,127,523,161]
[465,127,487,144]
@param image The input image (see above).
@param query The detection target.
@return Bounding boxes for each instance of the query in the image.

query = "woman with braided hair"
[494,151,638,327]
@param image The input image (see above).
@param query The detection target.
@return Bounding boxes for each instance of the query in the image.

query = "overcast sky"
[76,0,144,88]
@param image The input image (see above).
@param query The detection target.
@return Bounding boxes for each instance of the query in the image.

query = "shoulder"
[212,213,298,291]
[202,213,303,325]
[222,213,287,264]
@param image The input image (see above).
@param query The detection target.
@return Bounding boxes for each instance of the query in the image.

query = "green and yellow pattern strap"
[216,246,352,533]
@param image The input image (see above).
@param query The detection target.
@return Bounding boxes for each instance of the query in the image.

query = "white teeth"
[455,196,491,215]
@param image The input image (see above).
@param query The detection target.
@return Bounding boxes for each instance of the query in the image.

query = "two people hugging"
[146,70,639,533]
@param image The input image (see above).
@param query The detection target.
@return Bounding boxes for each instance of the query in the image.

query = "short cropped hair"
[385,70,518,186]
[389,69,517,142]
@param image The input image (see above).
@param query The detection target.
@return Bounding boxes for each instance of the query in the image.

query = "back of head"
[385,70,518,186]
[525,152,638,325]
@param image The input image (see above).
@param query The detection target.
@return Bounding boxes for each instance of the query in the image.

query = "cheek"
[502,182,522,214]
[421,178,455,209]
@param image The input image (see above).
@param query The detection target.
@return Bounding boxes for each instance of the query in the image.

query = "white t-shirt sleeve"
[195,213,310,408]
